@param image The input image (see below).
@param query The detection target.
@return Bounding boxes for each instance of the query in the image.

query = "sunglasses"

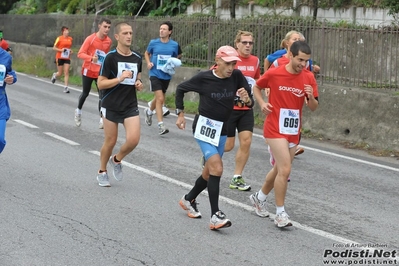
[241,41,254,45]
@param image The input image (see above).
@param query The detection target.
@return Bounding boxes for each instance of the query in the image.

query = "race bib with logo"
[194,115,223,146]
[156,55,171,70]
[117,62,138,85]
[60,49,71,59]
[95,50,106,65]
[279,108,300,135]
[0,64,5,87]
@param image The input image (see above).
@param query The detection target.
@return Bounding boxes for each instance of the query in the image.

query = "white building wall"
[187,4,396,26]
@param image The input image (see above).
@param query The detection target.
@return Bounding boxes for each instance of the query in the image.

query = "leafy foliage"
[0,0,19,14]
[149,0,193,16]
[103,0,140,16]
[8,0,37,14]
[5,0,399,20]
[381,0,399,17]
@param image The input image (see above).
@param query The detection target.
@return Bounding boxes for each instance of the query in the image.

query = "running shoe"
[249,192,270,217]
[99,117,104,129]
[97,172,110,187]
[74,109,81,127]
[295,147,305,156]
[162,106,170,117]
[229,176,251,191]
[200,155,205,169]
[179,195,201,218]
[108,156,123,181]
[144,108,152,126]
[148,101,170,117]
[210,211,232,230]
[51,72,57,84]
[63,87,70,93]
[147,101,156,114]
[158,123,169,135]
[274,211,293,228]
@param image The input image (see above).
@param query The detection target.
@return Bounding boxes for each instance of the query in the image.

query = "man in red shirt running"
[225,30,260,191]
[249,41,319,228]
[75,18,112,129]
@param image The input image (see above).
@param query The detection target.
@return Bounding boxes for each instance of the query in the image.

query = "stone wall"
[10,42,399,152]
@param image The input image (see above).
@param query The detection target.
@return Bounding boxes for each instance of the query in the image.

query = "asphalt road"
[1,73,398,266]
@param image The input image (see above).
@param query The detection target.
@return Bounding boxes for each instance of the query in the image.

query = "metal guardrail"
[1,14,398,89]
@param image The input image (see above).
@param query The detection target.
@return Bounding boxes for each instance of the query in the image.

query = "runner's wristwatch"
[175,109,183,115]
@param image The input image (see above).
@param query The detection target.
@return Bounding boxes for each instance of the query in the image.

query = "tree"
[230,0,236,19]
[0,0,19,14]
[381,0,399,18]
[312,0,318,20]
[151,0,161,10]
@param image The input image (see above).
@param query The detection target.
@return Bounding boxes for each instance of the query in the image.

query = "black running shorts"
[226,109,254,137]
[149,76,170,93]
[101,107,139,124]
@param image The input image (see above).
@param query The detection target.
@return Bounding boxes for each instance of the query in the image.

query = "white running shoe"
[108,156,123,181]
[200,155,205,169]
[158,123,169,135]
[99,117,104,129]
[179,195,201,218]
[144,108,153,126]
[148,101,170,117]
[274,211,293,228]
[162,105,170,116]
[210,211,232,230]
[74,109,81,127]
[96,172,110,187]
[249,192,270,217]
[51,72,57,84]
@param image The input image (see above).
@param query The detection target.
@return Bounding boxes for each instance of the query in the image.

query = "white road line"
[17,73,399,172]
[13,119,39,129]
[138,104,399,172]
[17,72,86,93]
[138,105,399,172]
[297,146,399,172]
[88,150,360,246]
[44,132,80,146]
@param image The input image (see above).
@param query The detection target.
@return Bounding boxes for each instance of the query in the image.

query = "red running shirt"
[256,65,319,144]
[234,54,260,110]
[54,35,73,59]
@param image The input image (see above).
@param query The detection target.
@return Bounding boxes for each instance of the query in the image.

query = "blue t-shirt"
[266,49,287,63]
[266,49,313,71]
[146,38,179,80]
[0,49,17,120]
